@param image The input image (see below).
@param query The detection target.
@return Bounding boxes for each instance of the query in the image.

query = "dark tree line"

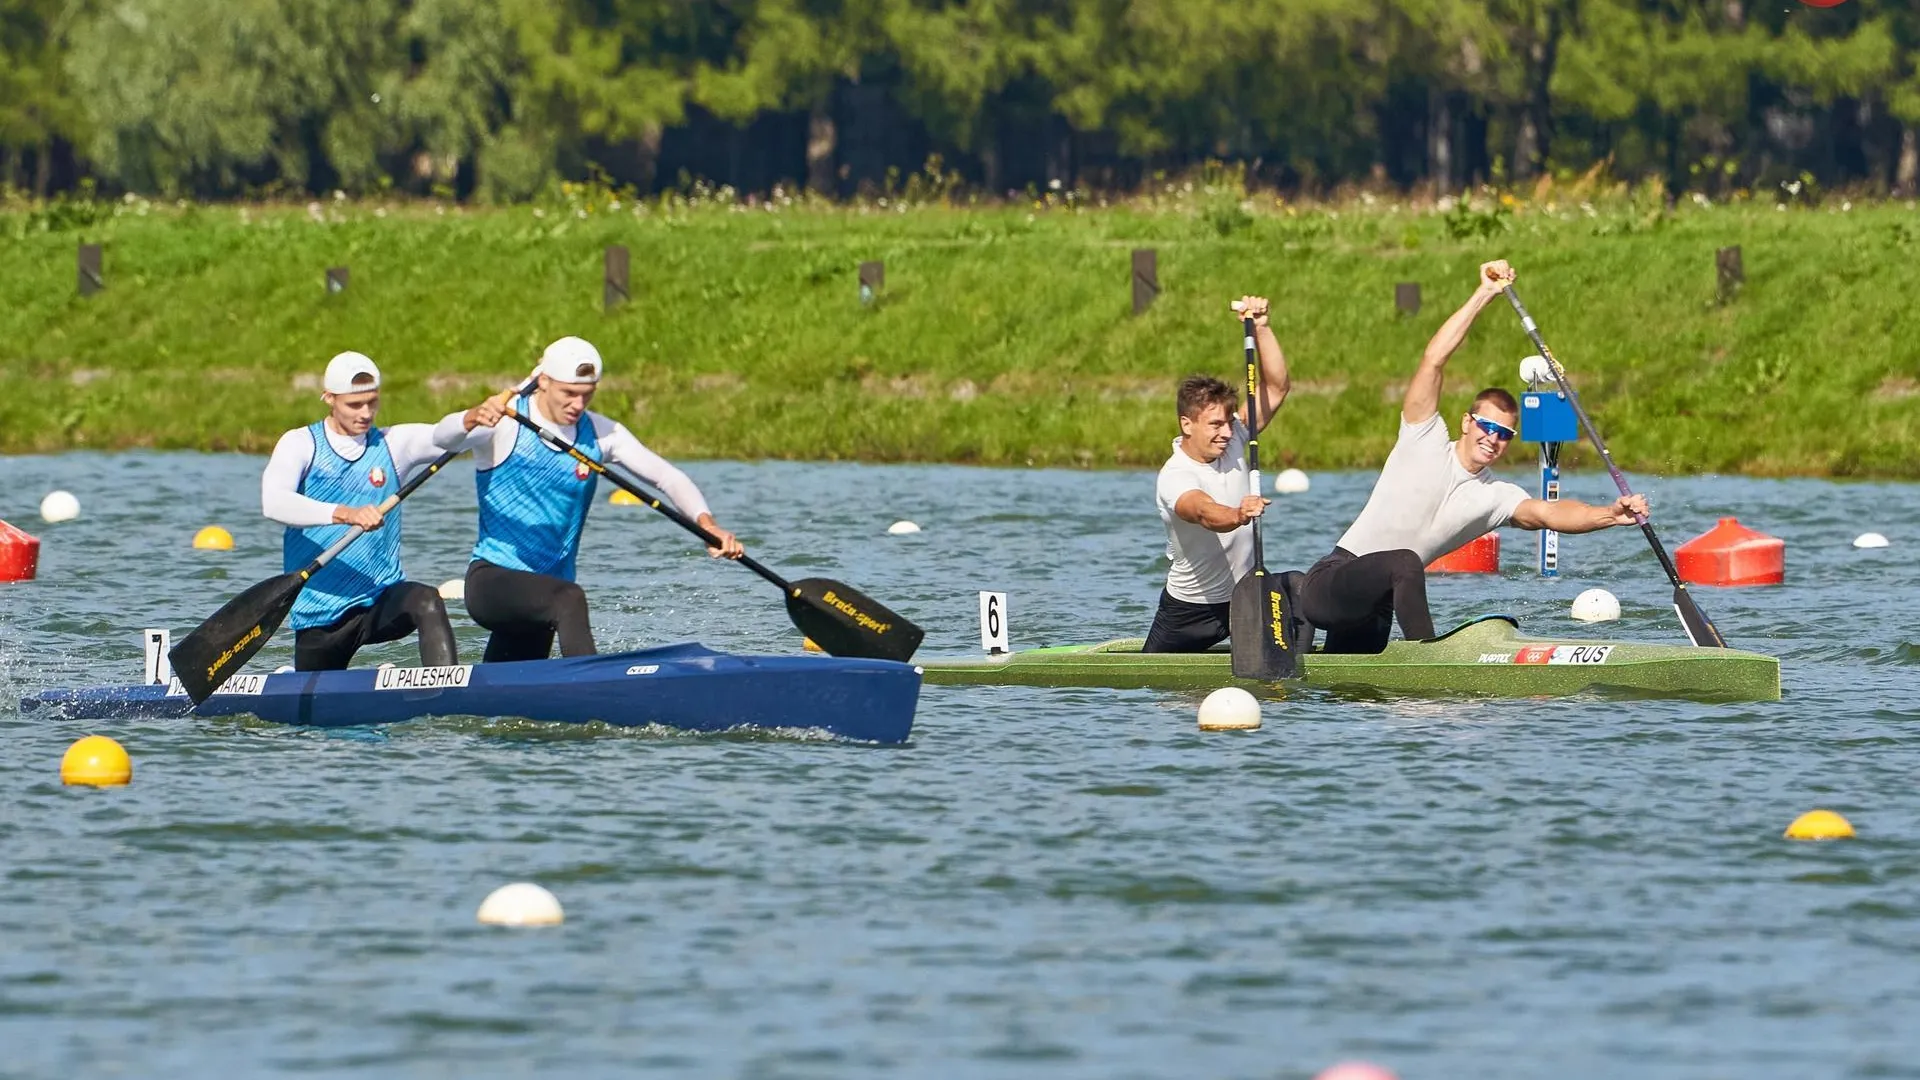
[2,0,1912,201]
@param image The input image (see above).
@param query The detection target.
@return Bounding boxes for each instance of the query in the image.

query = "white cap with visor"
[323,351,382,394]
[538,337,603,384]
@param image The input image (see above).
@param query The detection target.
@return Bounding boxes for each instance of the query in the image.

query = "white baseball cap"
[537,337,603,384]
[323,351,381,394]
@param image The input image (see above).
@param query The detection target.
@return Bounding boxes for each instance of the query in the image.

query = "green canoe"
[918,616,1781,702]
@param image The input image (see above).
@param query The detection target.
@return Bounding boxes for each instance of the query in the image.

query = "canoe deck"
[20,643,925,744]
[919,616,1780,702]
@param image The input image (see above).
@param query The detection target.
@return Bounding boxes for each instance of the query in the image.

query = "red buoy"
[1674,517,1784,586]
[1427,531,1499,574]
[0,518,40,582]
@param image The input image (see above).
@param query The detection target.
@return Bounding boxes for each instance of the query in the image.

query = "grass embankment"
[3,187,1919,476]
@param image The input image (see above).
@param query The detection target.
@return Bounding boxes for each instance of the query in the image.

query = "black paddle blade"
[1672,583,1727,649]
[1229,568,1300,679]
[167,572,304,703]
[785,577,925,663]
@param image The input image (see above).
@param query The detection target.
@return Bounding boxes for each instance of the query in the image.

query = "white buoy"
[274,665,295,674]
[477,882,565,926]
[438,577,466,600]
[1854,532,1889,549]
[887,521,921,535]
[1570,587,1621,623]
[40,490,80,523]
[1518,355,1553,385]
[1271,468,1311,494]
[1197,686,1261,731]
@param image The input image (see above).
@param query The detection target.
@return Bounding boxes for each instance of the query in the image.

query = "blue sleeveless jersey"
[472,397,601,580]
[283,422,406,630]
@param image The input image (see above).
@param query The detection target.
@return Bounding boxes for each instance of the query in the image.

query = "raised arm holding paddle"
[1295,260,1652,655]
[1144,295,1291,663]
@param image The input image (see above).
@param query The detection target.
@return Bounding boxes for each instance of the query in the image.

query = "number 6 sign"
[978,591,1009,654]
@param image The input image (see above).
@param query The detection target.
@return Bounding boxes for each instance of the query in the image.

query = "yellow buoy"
[609,489,642,506]
[61,735,132,786]
[1785,809,1855,841]
[192,525,234,551]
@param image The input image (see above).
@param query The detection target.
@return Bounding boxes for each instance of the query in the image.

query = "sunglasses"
[1469,414,1516,442]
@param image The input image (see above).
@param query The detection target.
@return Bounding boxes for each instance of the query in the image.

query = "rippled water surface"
[3,453,1919,1080]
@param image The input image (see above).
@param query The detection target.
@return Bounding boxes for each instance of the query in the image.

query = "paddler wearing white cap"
[260,351,459,670]
[432,336,745,663]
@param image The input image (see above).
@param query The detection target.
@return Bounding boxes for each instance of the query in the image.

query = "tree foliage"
[7,0,1917,199]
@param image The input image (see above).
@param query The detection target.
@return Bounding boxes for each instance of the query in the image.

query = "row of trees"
[2,0,1915,202]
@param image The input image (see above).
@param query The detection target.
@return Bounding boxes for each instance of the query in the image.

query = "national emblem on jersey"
[574,461,591,481]
[369,466,387,487]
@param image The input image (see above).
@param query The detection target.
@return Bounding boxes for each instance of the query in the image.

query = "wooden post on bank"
[1716,245,1743,303]
[859,260,883,305]
[326,266,349,294]
[1395,282,1421,316]
[1131,248,1158,314]
[77,243,103,297]
[604,245,629,310]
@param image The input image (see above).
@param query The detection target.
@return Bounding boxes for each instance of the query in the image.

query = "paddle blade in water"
[1229,568,1300,679]
[1672,583,1727,649]
[167,573,305,703]
[784,578,925,663]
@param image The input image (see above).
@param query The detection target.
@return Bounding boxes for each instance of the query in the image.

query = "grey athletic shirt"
[1155,417,1254,604]
[1335,413,1529,564]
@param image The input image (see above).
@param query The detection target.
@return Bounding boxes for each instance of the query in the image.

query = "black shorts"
[1142,590,1232,654]
[464,559,597,663]
[292,582,453,671]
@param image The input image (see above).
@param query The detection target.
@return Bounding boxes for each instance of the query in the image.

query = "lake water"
[3,453,1917,1079]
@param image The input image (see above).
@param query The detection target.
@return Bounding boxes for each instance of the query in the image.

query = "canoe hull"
[20,643,924,743]
[919,616,1780,702]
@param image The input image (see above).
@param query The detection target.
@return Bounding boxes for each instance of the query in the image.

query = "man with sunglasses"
[1296,260,1649,653]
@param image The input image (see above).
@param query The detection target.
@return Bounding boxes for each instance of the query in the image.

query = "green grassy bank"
[4,185,1919,476]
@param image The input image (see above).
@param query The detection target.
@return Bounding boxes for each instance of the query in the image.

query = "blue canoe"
[19,644,924,744]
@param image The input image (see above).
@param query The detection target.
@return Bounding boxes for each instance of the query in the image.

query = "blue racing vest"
[283,423,406,630]
[472,397,601,580]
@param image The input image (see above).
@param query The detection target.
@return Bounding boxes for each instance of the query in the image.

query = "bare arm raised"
[1402,260,1515,425]
[1231,295,1290,433]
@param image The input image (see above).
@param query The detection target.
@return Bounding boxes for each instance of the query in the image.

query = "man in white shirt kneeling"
[1146,295,1291,653]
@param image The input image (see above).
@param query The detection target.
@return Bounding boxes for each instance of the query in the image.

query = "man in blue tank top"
[261,352,459,670]
[431,336,745,663]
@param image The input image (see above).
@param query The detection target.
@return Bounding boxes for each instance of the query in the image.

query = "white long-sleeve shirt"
[429,399,713,521]
[261,423,443,528]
